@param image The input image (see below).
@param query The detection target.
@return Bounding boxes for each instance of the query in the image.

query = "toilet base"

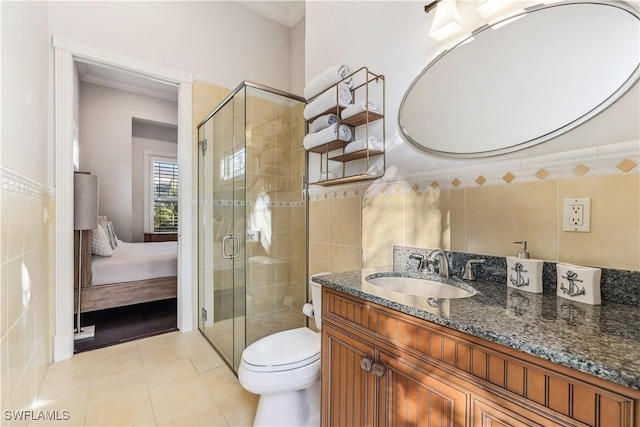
[253,379,320,427]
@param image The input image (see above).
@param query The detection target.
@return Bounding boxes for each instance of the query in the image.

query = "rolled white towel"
[310,113,338,133]
[303,123,353,151]
[344,136,383,154]
[303,83,353,120]
[304,64,352,99]
[319,171,337,181]
[341,98,379,120]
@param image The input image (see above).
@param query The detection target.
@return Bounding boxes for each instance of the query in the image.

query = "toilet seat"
[241,327,320,372]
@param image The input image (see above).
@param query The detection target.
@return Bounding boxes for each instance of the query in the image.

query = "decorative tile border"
[0,167,52,199]
[308,140,640,199]
[195,198,304,207]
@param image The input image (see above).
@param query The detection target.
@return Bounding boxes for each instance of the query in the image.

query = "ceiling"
[237,0,305,28]
[76,61,179,102]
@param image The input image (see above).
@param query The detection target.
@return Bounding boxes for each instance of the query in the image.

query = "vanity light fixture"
[426,0,463,41]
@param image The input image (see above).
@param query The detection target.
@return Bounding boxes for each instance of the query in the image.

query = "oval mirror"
[399,1,640,158]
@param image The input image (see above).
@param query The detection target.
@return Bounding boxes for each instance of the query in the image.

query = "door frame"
[52,34,193,362]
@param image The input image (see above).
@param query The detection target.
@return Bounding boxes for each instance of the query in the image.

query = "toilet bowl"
[238,273,329,427]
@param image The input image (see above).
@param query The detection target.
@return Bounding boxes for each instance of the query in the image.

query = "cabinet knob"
[360,356,373,372]
[372,362,386,378]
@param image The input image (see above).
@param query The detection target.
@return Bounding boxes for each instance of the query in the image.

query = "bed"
[74,230,178,313]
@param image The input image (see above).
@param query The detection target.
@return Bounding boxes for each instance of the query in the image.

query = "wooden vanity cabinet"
[321,287,640,427]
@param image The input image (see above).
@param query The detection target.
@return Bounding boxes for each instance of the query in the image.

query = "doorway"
[53,34,193,362]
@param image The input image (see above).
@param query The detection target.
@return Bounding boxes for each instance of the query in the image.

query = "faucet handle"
[462,259,485,281]
[409,253,428,271]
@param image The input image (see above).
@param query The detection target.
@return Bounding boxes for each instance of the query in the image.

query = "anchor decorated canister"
[556,263,601,305]
[506,256,543,294]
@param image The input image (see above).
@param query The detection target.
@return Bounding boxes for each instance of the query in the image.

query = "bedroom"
[73,63,181,350]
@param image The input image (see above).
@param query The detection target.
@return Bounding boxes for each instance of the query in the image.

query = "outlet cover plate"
[563,198,591,232]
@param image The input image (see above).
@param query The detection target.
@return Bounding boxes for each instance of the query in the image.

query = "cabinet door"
[471,396,548,427]
[378,351,468,427]
[322,324,377,427]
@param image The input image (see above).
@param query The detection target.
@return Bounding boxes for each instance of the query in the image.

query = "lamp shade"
[74,172,99,231]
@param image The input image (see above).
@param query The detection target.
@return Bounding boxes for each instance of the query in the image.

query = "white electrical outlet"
[563,198,591,232]
[569,204,583,225]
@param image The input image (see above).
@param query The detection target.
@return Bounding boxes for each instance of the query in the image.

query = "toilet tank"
[310,272,331,330]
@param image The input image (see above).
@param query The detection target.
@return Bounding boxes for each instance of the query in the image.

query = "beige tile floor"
[30,331,258,427]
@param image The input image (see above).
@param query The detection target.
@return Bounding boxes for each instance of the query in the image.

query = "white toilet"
[238,273,328,427]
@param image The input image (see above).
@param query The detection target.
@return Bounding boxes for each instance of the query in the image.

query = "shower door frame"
[196,81,308,372]
[197,87,245,369]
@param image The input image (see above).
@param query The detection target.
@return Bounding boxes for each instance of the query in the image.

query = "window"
[73,120,79,171]
[220,148,245,181]
[145,154,178,233]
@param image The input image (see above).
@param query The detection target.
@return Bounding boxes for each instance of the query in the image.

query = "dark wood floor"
[74,298,178,353]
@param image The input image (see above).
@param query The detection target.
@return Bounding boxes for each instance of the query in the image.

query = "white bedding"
[91,240,178,286]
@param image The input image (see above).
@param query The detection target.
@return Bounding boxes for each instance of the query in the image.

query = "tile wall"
[245,96,307,324]
[0,167,52,420]
[309,144,640,275]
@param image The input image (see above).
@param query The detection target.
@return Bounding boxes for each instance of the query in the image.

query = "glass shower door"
[197,93,246,371]
[197,81,307,375]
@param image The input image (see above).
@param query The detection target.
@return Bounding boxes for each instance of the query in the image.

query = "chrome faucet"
[427,249,450,279]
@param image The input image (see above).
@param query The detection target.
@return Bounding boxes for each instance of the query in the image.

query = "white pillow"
[98,215,108,232]
[91,225,113,256]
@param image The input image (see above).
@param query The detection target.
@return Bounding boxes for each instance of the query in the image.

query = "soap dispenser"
[506,241,543,293]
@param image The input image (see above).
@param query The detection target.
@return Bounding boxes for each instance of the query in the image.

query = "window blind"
[153,160,178,232]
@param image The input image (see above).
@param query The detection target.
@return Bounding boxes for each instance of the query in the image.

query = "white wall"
[79,82,177,242]
[2,1,50,184]
[305,1,640,178]
[48,1,293,92]
[291,17,305,97]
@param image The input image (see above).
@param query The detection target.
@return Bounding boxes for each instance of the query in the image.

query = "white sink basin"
[365,275,476,299]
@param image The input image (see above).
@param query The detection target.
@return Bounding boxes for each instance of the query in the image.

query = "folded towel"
[310,114,338,133]
[303,123,353,151]
[341,98,379,120]
[319,171,337,181]
[344,136,383,154]
[304,83,353,120]
[304,64,352,99]
[365,163,382,176]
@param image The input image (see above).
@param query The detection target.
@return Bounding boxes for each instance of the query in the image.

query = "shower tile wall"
[245,96,306,343]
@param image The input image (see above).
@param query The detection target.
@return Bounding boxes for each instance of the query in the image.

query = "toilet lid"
[242,327,320,371]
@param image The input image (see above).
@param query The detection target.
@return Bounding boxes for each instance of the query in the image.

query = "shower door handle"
[222,235,233,259]
[222,235,240,259]
[231,235,240,258]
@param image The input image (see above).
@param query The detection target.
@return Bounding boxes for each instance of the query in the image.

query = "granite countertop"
[312,266,640,390]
